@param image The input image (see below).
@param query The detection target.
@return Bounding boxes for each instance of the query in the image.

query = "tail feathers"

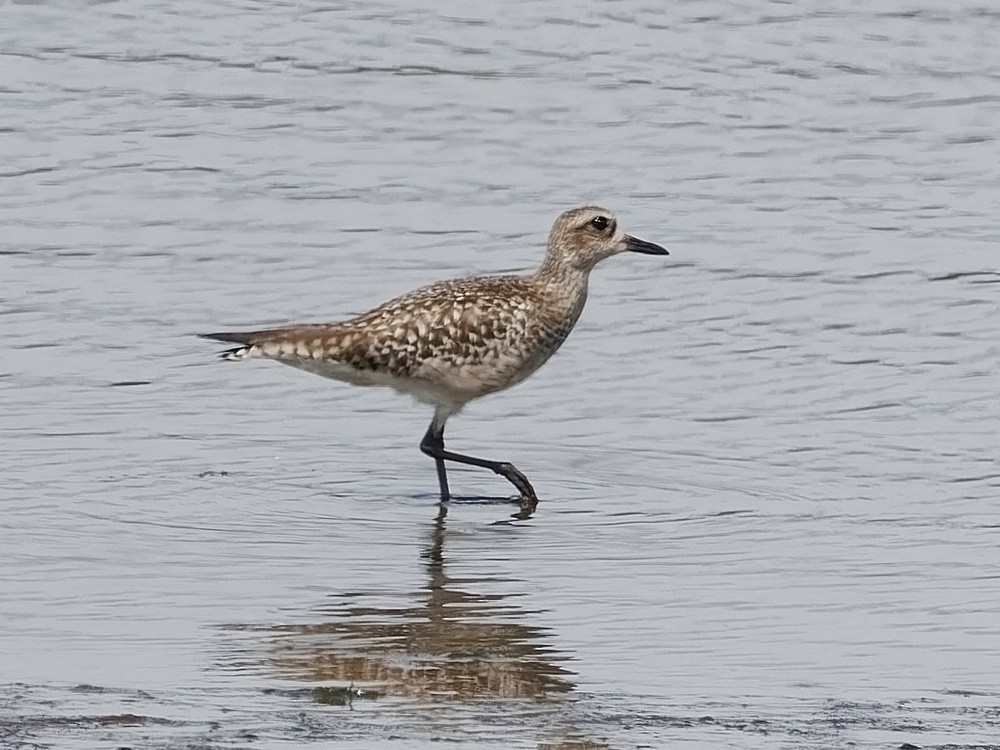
[220,346,254,361]
[199,332,256,361]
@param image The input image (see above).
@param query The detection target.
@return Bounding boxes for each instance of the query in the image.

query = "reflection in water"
[227,506,576,706]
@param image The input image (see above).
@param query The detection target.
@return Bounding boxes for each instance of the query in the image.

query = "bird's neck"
[532,257,591,318]
[534,252,592,285]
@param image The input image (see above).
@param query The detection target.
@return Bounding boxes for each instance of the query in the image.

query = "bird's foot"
[512,495,538,520]
[494,462,538,519]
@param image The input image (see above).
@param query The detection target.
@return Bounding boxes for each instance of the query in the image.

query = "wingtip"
[199,331,254,345]
[198,332,256,360]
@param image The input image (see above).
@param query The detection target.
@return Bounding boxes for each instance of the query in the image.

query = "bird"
[201,206,668,517]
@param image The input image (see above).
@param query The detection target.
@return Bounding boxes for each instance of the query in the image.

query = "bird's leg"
[419,418,451,502]
[419,415,538,509]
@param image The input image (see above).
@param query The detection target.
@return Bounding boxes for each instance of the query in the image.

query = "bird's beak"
[625,235,669,255]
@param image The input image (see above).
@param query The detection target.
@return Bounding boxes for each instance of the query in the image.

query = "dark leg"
[419,412,538,510]
[419,417,451,502]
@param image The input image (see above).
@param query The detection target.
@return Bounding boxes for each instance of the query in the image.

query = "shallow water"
[2,1,999,748]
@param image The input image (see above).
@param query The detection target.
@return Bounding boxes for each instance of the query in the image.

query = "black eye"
[590,216,609,231]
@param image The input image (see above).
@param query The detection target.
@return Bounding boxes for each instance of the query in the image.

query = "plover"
[202,206,667,516]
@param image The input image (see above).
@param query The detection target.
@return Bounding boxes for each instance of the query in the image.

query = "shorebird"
[202,206,667,516]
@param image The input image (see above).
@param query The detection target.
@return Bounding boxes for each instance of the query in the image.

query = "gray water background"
[2,1,999,748]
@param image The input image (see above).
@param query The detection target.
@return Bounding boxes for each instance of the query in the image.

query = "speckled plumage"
[202,206,668,512]
[216,273,584,415]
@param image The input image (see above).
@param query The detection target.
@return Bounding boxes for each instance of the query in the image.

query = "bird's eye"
[590,216,609,231]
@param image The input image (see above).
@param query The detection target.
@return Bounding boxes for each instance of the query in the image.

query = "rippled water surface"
[3,1,999,748]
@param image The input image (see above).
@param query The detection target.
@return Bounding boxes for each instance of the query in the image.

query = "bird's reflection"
[245,504,574,702]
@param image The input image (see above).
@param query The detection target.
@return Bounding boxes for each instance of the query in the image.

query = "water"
[2,1,999,747]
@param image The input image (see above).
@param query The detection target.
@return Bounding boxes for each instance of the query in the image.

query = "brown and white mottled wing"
[202,274,571,408]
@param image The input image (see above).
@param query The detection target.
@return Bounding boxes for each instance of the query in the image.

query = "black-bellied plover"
[202,206,667,516]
